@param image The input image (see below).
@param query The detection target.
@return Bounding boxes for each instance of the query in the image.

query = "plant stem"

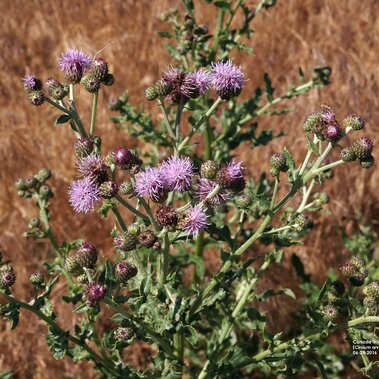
[314,159,345,174]
[157,234,170,285]
[44,97,71,114]
[1,292,118,375]
[178,97,222,153]
[209,8,225,61]
[174,104,183,154]
[158,98,176,141]
[204,122,212,160]
[270,178,279,209]
[138,197,159,230]
[115,194,150,222]
[90,92,98,137]
[235,316,379,368]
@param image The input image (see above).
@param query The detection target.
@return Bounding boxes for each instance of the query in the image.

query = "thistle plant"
[3,1,378,378]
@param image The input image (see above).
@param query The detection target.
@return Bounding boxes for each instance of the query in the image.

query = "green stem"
[138,197,159,230]
[115,194,150,222]
[178,97,222,153]
[270,178,279,210]
[174,104,183,154]
[111,206,127,230]
[158,98,176,141]
[236,316,379,368]
[204,123,212,160]
[157,234,170,285]
[1,292,118,375]
[90,92,98,137]
[209,8,225,61]
[314,159,345,174]
[44,97,71,114]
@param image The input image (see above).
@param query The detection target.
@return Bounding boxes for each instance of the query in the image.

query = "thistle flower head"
[76,241,97,269]
[196,178,229,206]
[319,104,336,124]
[217,159,245,191]
[182,206,209,236]
[59,49,93,83]
[77,154,108,183]
[135,166,166,201]
[113,147,138,170]
[322,123,342,143]
[160,156,193,192]
[68,177,101,213]
[114,261,137,284]
[211,60,245,100]
[22,75,42,92]
[83,282,107,307]
[161,66,193,104]
[187,69,211,98]
[156,205,178,227]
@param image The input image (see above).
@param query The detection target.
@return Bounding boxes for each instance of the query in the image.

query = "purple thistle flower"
[83,282,107,307]
[161,66,193,104]
[183,206,209,236]
[187,69,211,98]
[135,166,166,201]
[77,154,108,183]
[160,156,194,192]
[322,123,342,143]
[59,49,93,83]
[211,60,246,100]
[22,75,42,92]
[68,177,101,213]
[319,105,336,124]
[196,178,229,206]
[225,159,243,179]
[217,159,245,192]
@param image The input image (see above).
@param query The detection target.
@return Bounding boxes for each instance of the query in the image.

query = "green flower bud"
[200,160,219,180]
[35,168,52,183]
[352,137,373,159]
[235,194,252,209]
[270,152,288,173]
[102,73,114,86]
[76,242,97,269]
[115,261,137,284]
[144,86,158,101]
[293,213,314,231]
[39,184,53,200]
[99,181,118,198]
[322,304,338,322]
[114,231,137,252]
[29,272,44,287]
[114,327,133,342]
[302,113,323,133]
[45,78,67,100]
[339,147,356,162]
[138,230,157,248]
[15,178,27,191]
[64,256,83,277]
[360,155,375,169]
[28,90,45,106]
[127,223,140,236]
[342,114,365,131]
[362,281,379,299]
[81,74,101,93]
[154,80,171,97]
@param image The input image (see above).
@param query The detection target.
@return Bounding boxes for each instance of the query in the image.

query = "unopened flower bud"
[343,114,365,131]
[90,57,109,81]
[144,86,158,101]
[362,281,379,299]
[270,152,288,173]
[25,176,37,189]
[127,223,140,236]
[15,178,27,191]
[29,272,44,287]
[81,74,101,93]
[115,261,137,284]
[113,147,137,170]
[363,296,377,309]
[119,181,134,196]
[114,231,137,252]
[103,73,114,86]
[83,283,106,307]
[35,168,52,183]
[74,137,94,158]
[302,113,323,133]
[39,184,53,200]
[100,181,118,198]
[45,78,67,100]
[322,123,342,143]
[76,242,97,269]
[340,147,356,162]
[154,80,172,97]
[349,271,368,287]
[322,304,338,322]
[138,230,157,248]
[360,155,375,169]
[235,194,252,209]
[293,213,314,231]
[351,256,365,270]
[352,137,373,159]
[156,205,178,227]
[0,266,16,289]
[28,90,45,106]
[153,241,161,251]
[64,256,83,277]
[200,160,218,180]
[314,192,329,205]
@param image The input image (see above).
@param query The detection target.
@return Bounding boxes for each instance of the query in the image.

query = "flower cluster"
[23,49,114,106]
[144,60,245,103]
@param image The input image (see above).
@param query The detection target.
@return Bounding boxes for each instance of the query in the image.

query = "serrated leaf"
[316,280,328,305]
[185,325,199,347]
[264,73,275,102]
[282,148,295,172]
[259,288,296,301]
[54,114,71,125]
[306,135,320,156]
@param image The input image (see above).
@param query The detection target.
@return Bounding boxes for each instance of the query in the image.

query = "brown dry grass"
[0,0,378,377]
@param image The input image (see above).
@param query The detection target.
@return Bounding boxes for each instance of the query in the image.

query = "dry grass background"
[0,0,378,377]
